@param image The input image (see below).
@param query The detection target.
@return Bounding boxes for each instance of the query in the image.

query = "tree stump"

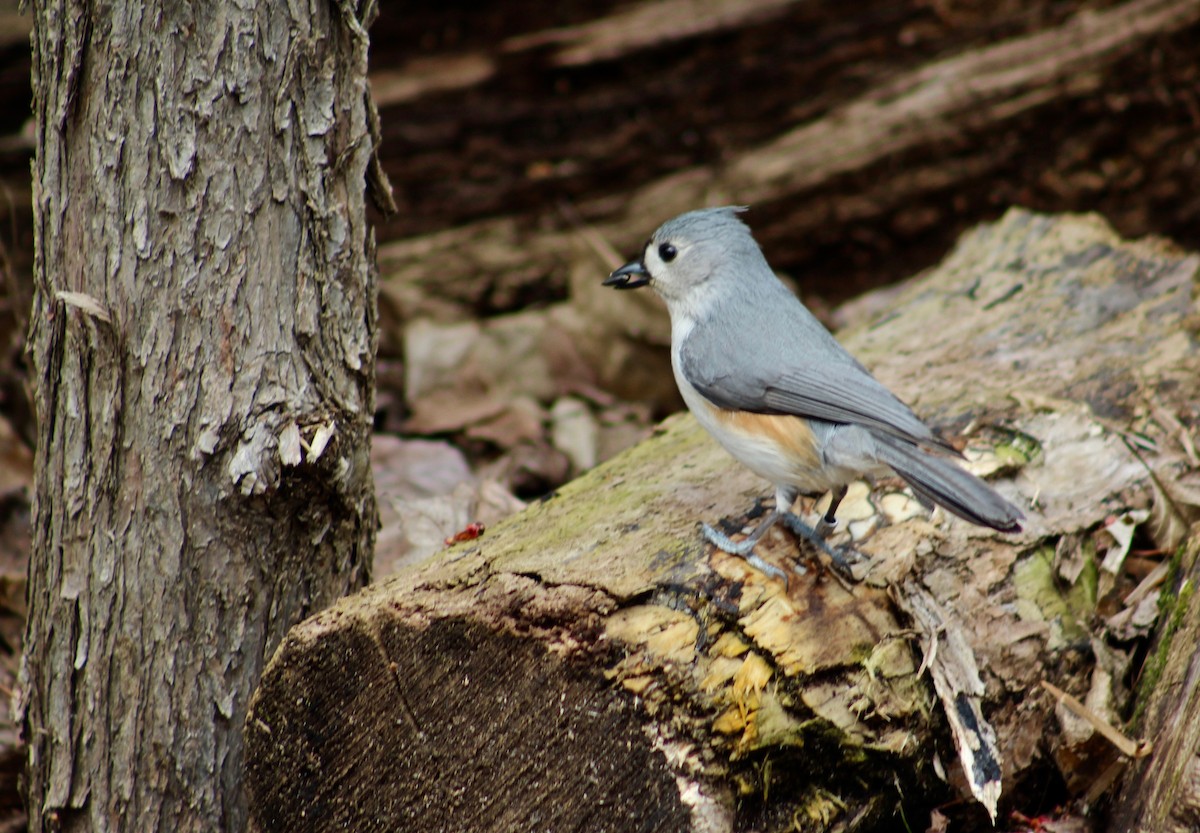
[246,209,1200,832]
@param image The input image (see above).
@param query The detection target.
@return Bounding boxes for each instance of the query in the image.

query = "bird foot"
[779,513,864,581]
[700,523,791,585]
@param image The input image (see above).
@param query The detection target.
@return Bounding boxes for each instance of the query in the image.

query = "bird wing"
[679,315,955,452]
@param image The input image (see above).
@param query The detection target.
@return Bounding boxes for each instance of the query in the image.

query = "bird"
[603,206,1023,580]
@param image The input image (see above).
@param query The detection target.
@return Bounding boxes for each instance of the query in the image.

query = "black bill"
[603,260,650,290]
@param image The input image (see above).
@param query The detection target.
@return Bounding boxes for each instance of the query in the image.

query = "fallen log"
[245,209,1200,832]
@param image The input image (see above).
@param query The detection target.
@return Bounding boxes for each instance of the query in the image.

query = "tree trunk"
[244,210,1200,832]
[18,2,387,831]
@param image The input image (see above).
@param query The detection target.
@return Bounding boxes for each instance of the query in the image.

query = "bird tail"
[874,436,1024,533]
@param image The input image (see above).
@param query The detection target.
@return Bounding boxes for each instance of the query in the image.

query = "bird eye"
[658,243,677,262]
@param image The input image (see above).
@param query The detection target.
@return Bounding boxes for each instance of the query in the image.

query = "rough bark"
[245,210,1200,833]
[19,2,385,831]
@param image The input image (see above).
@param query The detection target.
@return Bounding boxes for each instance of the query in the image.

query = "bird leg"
[813,484,848,538]
[778,512,855,579]
[702,485,859,582]
[701,510,790,584]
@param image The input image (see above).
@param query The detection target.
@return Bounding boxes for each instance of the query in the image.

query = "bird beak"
[603,260,650,290]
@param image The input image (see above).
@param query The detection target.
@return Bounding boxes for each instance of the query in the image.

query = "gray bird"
[604,206,1023,579]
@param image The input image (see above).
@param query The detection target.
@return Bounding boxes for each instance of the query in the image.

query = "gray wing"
[680,299,954,451]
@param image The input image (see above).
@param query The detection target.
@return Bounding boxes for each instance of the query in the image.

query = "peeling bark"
[19,2,384,831]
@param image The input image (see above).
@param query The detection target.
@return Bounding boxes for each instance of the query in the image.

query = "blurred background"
[0,1,1196,807]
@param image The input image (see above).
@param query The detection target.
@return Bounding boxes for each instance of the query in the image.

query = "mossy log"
[1107,531,1200,833]
[245,209,1200,832]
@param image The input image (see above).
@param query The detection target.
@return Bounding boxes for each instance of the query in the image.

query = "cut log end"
[245,616,691,833]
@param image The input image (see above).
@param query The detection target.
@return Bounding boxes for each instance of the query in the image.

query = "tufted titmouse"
[604,206,1023,579]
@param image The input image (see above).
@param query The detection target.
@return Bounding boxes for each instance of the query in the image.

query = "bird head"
[604,206,758,308]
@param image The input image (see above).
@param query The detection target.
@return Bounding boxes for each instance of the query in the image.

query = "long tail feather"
[874,436,1023,533]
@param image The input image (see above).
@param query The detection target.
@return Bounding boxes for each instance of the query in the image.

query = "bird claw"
[700,522,754,556]
[746,554,791,586]
[779,512,865,581]
[700,523,791,585]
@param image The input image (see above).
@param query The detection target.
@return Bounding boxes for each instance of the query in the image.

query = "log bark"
[245,209,1200,833]
[18,2,387,831]
[1106,532,1200,833]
